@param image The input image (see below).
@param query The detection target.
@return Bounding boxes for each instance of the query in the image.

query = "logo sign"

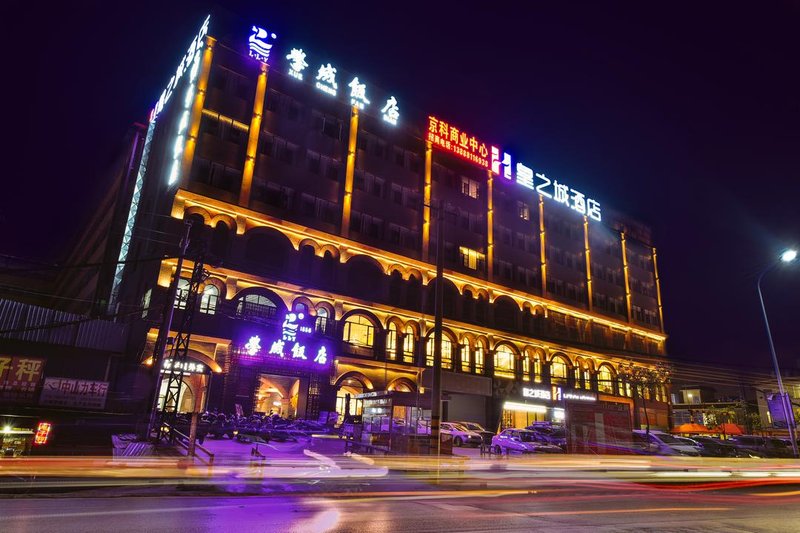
[522,386,597,402]
[0,356,45,401]
[427,116,493,169]
[248,25,277,63]
[239,311,330,367]
[39,378,109,410]
[161,359,209,375]
[522,387,551,400]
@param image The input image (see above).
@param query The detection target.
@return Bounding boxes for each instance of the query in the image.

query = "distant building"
[71,13,669,431]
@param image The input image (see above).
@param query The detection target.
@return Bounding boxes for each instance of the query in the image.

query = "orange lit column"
[341,106,360,237]
[239,63,269,207]
[486,169,494,281]
[422,141,432,261]
[652,246,665,333]
[539,195,547,293]
[620,231,633,323]
[584,216,593,311]
[179,36,215,188]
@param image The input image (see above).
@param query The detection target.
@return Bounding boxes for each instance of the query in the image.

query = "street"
[1,483,798,532]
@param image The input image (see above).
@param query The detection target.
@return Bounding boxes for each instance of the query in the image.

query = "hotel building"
[100,14,669,432]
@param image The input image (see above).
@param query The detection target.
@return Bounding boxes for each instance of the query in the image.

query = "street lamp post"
[756,249,798,458]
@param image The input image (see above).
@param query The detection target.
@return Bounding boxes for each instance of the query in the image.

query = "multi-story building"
[98,13,669,432]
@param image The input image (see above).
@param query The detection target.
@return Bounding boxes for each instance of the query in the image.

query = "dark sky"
[5,1,800,369]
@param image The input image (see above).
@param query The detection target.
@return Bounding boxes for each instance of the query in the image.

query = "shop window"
[426,336,453,369]
[460,339,471,373]
[402,326,416,363]
[175,279,190,309]
[199,285,219,315]
[598,367,615,394]
[493,346,515,379]
[236,293,278,321]
[386,323,398,360]
[474,343,485,374]
[550,358,568,385]
[343,315,375,348]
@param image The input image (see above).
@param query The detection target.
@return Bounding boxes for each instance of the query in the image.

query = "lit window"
[551,358,568,384]
[386,323,398,360]
[522,356,530,382]
[315,307,329,334]
[598,366,615,394]
[460,176,479,199]
[141,288,152,318]
[199,284,219,315]
[459,247,486,271]
[493,346,516,378]
[236,293,278,320]
[460,339,471,372]
[475,343,485,374]
[175,279,190,309]
[517,201,530,221]
[402,326,416,363]
[343,315,374,347]
[533,356,542,383]
[426,336,453,369]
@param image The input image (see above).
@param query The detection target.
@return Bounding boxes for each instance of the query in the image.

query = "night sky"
[5,1,799,369]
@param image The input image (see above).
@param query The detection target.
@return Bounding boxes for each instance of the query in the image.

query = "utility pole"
[145,221,192,440]
[430,201,444,456]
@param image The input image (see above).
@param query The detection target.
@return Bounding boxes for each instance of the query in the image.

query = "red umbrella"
[713,423,744,435]
[671,423,711,434]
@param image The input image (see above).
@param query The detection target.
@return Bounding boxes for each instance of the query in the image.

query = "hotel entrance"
[254,374,308,418]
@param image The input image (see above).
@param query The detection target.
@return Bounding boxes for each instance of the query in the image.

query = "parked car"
[673,436,705,455]
[632,430,701,456]
[440,422,483,447]
[452,421,494,445]
[527,426,567,449]
[691,436,762,458]
[491,429,564,454]
[729,435,793,458]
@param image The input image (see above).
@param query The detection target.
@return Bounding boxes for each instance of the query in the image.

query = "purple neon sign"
[238,311,331,367]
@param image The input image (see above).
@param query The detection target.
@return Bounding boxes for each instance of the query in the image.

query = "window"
[426,336,453,369]
[386,323,398,360]
[199,285,219,315]
[522,356,530,382]
[306,150,321,174]
[460,176,479,199]
[494,346,515,378]
[402,326,416,363]
[343,315,374,347]
[141,288,152,318]
[459,247,486,271]
[475,343,485,374]
[460,339,471,373]
[598,366,615,394]
[550,357,568,385]
[175,279,190,309]
[236,293,278,321]
[533,357,542,383]
[518,201,530,221]
[315,308,330,334]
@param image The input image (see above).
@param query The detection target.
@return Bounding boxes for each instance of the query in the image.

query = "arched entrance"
[335,374,370,420]
[254,374,303,418]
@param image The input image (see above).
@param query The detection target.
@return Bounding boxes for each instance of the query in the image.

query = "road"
[2,483,798,532]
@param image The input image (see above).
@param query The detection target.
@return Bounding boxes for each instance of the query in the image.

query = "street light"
[756,248,798,458]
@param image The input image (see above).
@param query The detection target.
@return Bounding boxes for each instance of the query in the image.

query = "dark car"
[729,436,792,458]
[691,436,762,458]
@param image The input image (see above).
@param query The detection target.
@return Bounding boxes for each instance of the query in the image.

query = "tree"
[618,361,671,435]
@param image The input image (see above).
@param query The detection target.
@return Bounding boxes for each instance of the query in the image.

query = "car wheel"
[454,437,463,447]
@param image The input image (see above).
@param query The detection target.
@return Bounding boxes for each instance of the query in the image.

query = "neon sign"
[151,15,210,122]
[522,386,597,402]
[315,63,338,96]
[286,48,308,80]
[245,336,262,356]
[34,422,52,445]
[381,96,399,125]
[248,26,277,63]
[240,312,330,367]
[348,77,370,110]
[427,116,492,169]
[162,359,208,375]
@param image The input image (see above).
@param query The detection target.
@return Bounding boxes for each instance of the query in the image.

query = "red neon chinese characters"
[427,116,493,169]
[34,422,52,445]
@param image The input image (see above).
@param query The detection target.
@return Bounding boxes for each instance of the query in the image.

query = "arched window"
[598,366,615,394]
[475,341,485,374]
[199,284,219,315]
[522,356,530,382]
[402,326,415,363]
[315,307,330,334]
[235,293,278,321]
[386,322,399,360]
[460,338,471,373]
[550,357,569,385]
[494,345,516,378]
[210,222,229,259]
[533,356,543,383]
[426,336,453,369]
[343,315,375,347]
[175,279,190,309]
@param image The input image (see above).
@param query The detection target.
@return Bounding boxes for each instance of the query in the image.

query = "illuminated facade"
[107,14,669,429]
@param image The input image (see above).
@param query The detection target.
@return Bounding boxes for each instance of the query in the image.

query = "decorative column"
[583,216,593,310]
[179,36,215,188]
[539,195,547,294]
[620,231,633,323]
[422,141,432,261]
[652,246,665,333]
[340,106,360,237]
[486,169,494,281]
[239,62,269,207]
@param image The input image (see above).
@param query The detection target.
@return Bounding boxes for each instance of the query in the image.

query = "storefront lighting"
[553,408,565,421]
[503,401,547,414]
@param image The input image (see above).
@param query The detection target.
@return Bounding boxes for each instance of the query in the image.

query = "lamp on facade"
[756,248,799,458]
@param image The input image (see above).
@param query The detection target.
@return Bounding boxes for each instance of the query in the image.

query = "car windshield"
[518,432,537,442]
[655,433,684,445]
[463,423,484,431]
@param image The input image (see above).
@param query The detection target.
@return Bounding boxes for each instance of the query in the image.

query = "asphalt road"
[1,485,798,532]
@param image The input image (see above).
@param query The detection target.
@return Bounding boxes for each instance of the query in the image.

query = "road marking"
[523,506,731,517]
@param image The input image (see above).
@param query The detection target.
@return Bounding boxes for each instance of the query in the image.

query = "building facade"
[104,14,669,432]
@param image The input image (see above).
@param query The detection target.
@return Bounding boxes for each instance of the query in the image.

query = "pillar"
[620,231,633,323]
[239,63,269,207]
[422,141,432,260]
[179,36,215,188]
[340,106,360,237]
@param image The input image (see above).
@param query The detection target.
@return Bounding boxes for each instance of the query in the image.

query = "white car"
[491,429,564,454]
[441,422,483,447]
[633,430,701,456]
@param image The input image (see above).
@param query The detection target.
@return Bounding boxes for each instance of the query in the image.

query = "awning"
[671,423,711,434]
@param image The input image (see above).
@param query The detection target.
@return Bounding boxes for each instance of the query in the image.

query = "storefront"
[498,384,599,430]
[211,310,337,419]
